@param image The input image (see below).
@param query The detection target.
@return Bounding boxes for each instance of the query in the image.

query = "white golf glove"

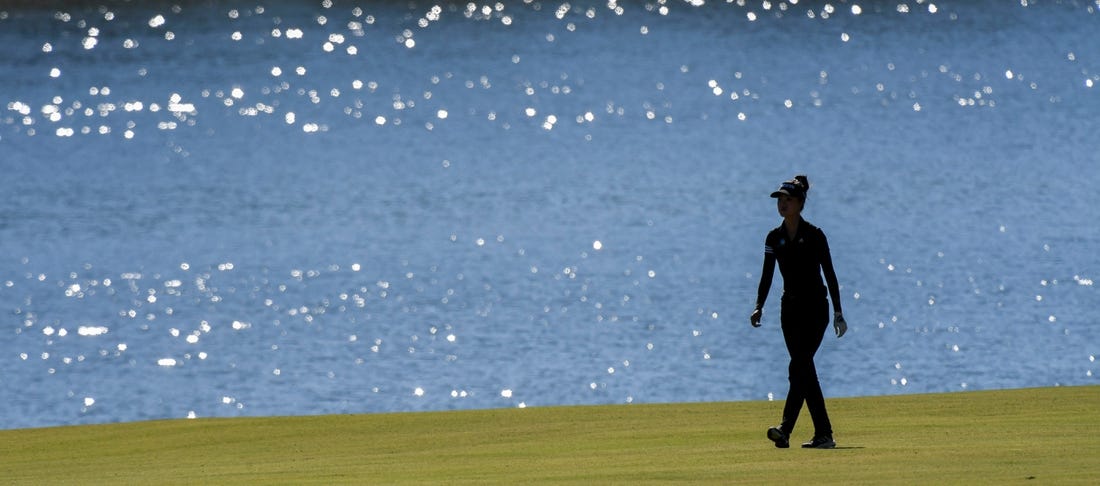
[834,312,847,338]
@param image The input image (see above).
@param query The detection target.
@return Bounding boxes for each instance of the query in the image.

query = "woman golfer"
[750,175,847,449]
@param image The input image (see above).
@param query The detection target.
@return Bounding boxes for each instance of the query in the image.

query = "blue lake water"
[1,1,1097,430]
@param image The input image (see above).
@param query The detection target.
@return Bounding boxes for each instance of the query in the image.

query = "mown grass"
[1,386,1096,484]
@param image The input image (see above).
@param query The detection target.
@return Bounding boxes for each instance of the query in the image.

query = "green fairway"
[1,386,1097,484]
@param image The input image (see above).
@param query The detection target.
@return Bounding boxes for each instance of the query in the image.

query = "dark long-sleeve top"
[755,217,843,314]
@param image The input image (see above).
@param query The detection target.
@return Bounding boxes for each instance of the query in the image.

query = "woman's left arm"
[819,229,847,337]
[818,229,842,313]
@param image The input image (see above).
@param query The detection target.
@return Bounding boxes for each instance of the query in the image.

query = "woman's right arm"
[751,246,776,327]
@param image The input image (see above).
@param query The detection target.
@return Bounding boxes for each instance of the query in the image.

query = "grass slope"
[1,386,1097,484]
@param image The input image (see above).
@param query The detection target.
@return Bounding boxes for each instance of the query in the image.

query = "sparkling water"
[1,1,1097,430]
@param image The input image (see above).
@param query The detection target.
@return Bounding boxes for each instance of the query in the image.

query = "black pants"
[779,295,832,437]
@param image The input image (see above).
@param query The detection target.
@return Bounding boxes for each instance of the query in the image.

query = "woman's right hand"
[750,308,762,328]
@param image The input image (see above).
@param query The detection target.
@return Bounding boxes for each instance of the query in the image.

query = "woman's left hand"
[833,312,847,338]
[750,308,763,328]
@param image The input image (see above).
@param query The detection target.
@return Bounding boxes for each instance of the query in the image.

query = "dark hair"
[791,174,810,200]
